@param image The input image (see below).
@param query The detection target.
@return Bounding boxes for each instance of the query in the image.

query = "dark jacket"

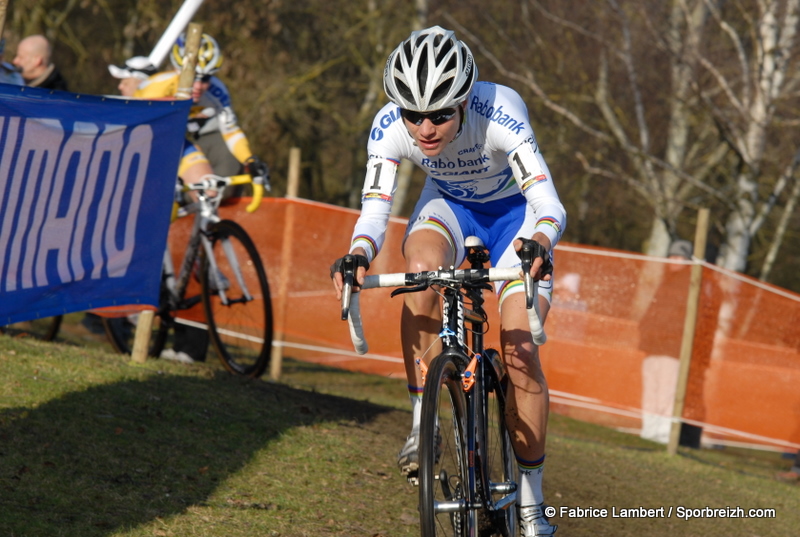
[28,65,68,91]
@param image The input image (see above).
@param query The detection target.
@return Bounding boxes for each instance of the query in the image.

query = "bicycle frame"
[434,258,518,518]
[162,175,257,316]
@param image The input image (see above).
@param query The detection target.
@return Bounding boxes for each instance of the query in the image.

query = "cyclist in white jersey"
[331,26,564,536]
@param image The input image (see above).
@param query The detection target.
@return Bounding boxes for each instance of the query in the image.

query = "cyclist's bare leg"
[396,229,454,477]
[400,229,455,385]
[500,291,550,460]
[500,291,552,511]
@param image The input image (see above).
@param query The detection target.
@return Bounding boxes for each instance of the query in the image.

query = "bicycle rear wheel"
[478,349,518,537]
[0,315,62,341]
[419,352,471,537]
[202,219,272,378]
[102,311,169,357]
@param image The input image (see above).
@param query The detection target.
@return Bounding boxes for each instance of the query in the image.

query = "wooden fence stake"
[667,208,710,455]
[130,311,154,364]
[130,23,202,365]
[269,147,301,380]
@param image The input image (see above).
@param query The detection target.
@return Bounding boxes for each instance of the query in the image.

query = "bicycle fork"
[199,232,252,305]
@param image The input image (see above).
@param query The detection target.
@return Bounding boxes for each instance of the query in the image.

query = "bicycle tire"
[419,352,471,537]
[201,219,272,378]
[478,349,518,537]
[0,315,63,341]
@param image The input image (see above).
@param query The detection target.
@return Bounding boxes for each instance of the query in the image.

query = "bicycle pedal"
[406,472,420,486]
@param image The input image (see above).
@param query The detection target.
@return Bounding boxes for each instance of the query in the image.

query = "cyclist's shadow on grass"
[0,372,390,536]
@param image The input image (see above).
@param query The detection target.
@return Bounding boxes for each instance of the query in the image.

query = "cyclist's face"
[192,78,211,102]
[402,105,463,157]
[117,77,140,97]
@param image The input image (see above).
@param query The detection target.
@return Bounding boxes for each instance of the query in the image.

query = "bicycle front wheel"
[419,352,471,537]
[478,349,518,537]
[202,220,273,378]
[0,315,62,341]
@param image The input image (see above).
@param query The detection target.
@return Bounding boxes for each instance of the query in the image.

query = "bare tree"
[759,150,800,280]
[698,0,800,272]
[446,0,729,256]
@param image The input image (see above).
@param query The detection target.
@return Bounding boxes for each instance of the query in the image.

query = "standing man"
[639,239,693,444]
[12,34,68,90]
[331,26,564,536]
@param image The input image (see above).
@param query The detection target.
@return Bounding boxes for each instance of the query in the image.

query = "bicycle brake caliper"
[462,354,480,392]
[415,357,428,386]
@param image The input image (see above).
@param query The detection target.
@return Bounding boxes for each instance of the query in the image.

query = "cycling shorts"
[177,139,210,179]
[405,181,554,304]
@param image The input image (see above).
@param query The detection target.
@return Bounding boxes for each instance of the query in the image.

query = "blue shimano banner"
[0,84,191,324]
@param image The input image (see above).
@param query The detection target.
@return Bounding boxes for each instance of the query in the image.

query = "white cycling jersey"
[350,81,566,261]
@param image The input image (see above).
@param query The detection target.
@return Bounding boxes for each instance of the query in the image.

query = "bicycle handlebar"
[342,266,546,355]
[182,173,270,213]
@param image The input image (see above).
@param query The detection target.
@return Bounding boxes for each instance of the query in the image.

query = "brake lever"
[390,282,430,297]
[340,255,356,320]
[518,242,535,310]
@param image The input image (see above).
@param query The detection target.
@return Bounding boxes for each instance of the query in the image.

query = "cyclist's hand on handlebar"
[514,234,553,281]
[330,250,370,300]
[244,155,270,181]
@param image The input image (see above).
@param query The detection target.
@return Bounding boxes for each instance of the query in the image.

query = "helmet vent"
[396,79,414,104]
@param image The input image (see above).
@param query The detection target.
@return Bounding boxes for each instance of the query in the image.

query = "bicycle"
[103,172,274,378]
[339,236,547,537]
[0,315,63,341]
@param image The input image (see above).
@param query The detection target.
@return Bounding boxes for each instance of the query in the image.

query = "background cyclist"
[107,55,156,97]
[135,32,269,187]
[133,33,269,363]
[330,26,565,536]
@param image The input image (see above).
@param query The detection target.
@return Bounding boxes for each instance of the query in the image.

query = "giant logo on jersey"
[430,167,516,200]
[370,107,402,141]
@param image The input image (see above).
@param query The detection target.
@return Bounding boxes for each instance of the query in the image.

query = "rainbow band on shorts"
[416,216,456,253]
[498,279,525,304]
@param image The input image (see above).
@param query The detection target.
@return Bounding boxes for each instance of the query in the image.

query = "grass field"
[0,321,798,537]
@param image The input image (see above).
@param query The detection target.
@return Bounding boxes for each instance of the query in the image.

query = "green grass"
[0,329,798,537]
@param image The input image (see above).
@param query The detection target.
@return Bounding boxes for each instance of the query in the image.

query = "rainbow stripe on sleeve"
[351,235,378,259]
[535,216,562,235]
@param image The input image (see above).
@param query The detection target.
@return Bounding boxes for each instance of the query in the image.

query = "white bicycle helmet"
[383,26,478,112]
[170,32,223,75]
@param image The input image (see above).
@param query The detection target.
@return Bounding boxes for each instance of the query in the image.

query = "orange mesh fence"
[102,197,800,451]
